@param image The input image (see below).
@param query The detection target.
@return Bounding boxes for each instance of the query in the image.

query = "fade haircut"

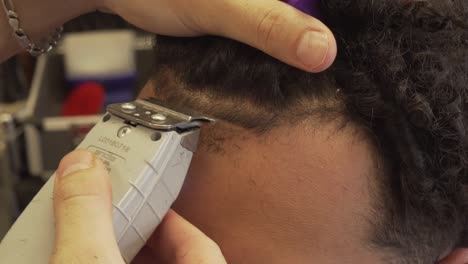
[150,1,468,263]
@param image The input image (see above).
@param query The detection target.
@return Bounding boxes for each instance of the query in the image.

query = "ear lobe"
[439,249,468,264]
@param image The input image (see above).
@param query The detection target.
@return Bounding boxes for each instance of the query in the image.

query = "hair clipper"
[0,98,214,263]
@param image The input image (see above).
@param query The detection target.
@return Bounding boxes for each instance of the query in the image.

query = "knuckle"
[205,241,224,257]
[54,192,103,208]
[256,6,294,50]
[51,251,112,264]
[54,173,103,203]
[174,234,203,256]
[50,252,91,264]
[55,190,103,205]
[173,234,222,261]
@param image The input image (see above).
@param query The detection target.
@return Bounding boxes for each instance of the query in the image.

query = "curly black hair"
[150,1,468,263]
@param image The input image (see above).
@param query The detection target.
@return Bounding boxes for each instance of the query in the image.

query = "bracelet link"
[7,14,18,28]
[2,0,63,56]
[6,9,16,19]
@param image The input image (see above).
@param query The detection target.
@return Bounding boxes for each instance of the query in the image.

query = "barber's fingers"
[203,0,337,73]
[104,0,337,73]
[51,150,124,264]
[438,248,468,264]
[146,210,227,264]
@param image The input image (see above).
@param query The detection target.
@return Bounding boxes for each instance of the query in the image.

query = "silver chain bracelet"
[2,0,63,56]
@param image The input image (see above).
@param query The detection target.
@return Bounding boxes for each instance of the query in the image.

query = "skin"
[2,0,465,262]
[53,150,226,264]
[144,116,384,264]
[1,0,337,262]
[0,0,337,72]
[135,84,385,263]
[144,82,468,264]
[52,85,468,264]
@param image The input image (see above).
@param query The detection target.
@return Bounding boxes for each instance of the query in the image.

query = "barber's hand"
[51,150,123,263]
[101,0,337,73]
[133,210,227,264]
[1,0,336,71]
[51,150,226,264]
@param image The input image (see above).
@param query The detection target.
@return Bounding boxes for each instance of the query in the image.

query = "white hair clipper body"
[0,99,214,263]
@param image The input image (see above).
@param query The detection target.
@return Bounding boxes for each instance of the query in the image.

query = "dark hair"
[150,1,468,263]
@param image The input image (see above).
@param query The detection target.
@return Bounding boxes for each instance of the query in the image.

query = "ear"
[439,249,468,264]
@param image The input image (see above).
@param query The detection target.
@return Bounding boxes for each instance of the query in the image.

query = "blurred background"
[0,13,155,239]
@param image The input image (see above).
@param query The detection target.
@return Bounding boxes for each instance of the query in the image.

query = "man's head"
[141,0,468,263]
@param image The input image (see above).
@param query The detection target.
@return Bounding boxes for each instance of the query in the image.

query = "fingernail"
[59,151,94,178]
[296,31,330,70]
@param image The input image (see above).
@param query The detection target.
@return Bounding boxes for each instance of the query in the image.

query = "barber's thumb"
[148,210,227,264]
[51,150,124,264]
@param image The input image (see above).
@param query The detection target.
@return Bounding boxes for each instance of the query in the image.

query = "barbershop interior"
[1,1,468,263]
[0,13,152,241]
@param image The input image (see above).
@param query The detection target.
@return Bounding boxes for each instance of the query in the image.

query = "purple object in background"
[283,0,322,19]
